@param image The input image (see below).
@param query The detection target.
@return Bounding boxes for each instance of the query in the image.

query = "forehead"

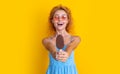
[54,10,67,16]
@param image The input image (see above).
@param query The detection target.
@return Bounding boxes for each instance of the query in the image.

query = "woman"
[42,5,81,74]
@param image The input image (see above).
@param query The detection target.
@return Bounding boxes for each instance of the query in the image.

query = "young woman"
[42,5,81,74]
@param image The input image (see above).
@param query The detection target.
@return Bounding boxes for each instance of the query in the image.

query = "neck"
[55,29,69,37]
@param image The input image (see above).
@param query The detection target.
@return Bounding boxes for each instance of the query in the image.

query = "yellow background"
[0,0,120,74]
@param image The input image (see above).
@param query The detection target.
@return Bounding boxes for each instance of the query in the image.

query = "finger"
[61,58,67,62]
[61,51,67,55]
[57,55,65,60]
[58,53,68,59]
[55,53,58,60]
[59,52,66,57]
[57,54,63,59]
[58,56,67,61]
[56,51,60,60]
[57,57,63,61]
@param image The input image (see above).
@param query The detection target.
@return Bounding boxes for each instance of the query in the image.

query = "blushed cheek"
[64,20,69,24]
[53,23,57,28]
[52,19,57,25]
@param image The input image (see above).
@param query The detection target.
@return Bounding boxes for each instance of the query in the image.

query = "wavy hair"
[48,5,73,34]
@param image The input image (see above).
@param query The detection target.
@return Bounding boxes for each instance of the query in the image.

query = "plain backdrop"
[0,0,120,74]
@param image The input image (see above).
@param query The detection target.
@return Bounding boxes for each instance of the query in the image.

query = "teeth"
[58,24,63,26]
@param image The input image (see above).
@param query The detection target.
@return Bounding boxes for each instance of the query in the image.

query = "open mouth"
[57,23,63,26]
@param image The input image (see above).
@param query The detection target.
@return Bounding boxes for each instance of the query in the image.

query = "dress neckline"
[56,45,67,51]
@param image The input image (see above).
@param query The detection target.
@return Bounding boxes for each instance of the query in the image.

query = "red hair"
[49,5,73,34]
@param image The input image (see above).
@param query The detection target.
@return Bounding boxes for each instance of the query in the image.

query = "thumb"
[59,49,63,55]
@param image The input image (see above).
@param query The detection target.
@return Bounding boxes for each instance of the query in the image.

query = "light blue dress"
[46,45,78,74]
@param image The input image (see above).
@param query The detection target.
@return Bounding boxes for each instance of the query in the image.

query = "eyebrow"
[54,14,67,16]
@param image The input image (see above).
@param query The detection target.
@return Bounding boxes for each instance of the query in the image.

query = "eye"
[61,16,67,20]
[53,16,59,21]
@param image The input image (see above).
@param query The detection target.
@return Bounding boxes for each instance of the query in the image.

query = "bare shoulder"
[71,35,81,43]
[42,36,52,45]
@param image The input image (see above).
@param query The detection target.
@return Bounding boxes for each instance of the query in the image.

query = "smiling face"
[49,5,72,33]
[52,10,68,31]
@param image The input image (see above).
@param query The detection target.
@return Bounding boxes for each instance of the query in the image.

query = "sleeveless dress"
[46,45,78,74]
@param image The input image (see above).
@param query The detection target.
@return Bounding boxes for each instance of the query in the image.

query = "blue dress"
[46,45,78,74]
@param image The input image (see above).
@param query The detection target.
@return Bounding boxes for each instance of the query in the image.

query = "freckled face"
[52,10,68,31]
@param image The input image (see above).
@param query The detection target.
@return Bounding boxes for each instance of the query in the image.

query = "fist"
[56,49,69,62]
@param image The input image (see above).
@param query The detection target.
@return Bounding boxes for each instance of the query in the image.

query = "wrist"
[51,50,57,59]
[51,50,56,55]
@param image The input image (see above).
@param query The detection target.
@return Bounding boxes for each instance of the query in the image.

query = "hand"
[56,49,69,62]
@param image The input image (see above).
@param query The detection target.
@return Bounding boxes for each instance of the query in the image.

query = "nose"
[58,17,63,21]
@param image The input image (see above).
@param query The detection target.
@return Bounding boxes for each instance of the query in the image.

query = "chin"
[56,28,65,31]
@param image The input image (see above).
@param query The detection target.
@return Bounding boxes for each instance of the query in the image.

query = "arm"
[65,36,81,57]
[42,38,57,59]
[57,36,81,62]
